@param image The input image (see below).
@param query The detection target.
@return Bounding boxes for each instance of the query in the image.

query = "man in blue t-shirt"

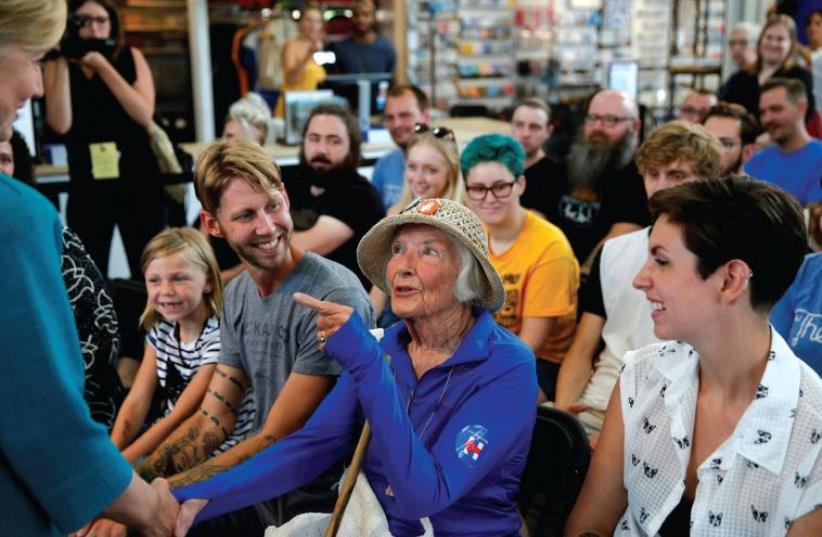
[771,253,822,374]
[744,77,822,205]
[371,84,430,208]
[332,0,396,77]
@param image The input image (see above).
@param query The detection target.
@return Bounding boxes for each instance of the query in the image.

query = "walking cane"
[324,342,388,537]
[323,420,373,537]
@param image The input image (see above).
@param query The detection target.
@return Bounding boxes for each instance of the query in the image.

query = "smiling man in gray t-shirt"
[221,253,371,432]
[137,139,373,530]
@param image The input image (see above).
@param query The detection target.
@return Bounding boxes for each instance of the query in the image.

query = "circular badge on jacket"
[455,424,489,468]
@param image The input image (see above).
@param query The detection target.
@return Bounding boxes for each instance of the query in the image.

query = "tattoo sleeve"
[166,434,279,487]
[137,387,243,479]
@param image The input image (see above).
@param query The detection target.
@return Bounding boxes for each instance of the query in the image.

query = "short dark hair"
[514,97,552,124]
[386,84,429,112]
[760,77,807,105]
[648,176,807,310]
[703,101,760,145]
[300,103,362,168]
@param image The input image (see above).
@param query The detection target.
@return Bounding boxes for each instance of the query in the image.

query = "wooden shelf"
[125,0,186,7]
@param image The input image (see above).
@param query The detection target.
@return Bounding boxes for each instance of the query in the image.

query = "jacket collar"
[383,308,494,385]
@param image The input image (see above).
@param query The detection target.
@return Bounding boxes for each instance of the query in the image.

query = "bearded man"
[539,90,649,270]
[285,104,385,288]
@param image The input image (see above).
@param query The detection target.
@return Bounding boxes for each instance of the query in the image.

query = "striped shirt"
[147,316,255,453]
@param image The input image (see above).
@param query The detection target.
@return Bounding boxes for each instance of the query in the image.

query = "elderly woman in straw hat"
[174,198,538,536]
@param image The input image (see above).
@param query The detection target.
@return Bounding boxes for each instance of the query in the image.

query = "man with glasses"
[285,103,384,288]
[371,84,430,209]
[537,89,648,272]
[554,121,722,438]
[727,22,760,72]
[702,101,760,177]
[676,88,718,123]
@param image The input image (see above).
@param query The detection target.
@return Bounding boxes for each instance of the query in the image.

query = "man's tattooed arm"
[137,365,249,481]
[167,435,277,487]
[155,372,334,487]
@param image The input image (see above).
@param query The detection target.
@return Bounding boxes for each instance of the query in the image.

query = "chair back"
[518,405,591,537]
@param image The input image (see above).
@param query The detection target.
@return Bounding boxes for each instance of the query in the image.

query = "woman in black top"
[43,0,165,278]
[720,14,816,123]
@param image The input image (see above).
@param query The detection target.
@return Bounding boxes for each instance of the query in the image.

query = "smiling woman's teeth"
[650,301,665,311]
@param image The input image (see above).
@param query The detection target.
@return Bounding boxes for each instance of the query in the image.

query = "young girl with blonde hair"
[110,227,253,462]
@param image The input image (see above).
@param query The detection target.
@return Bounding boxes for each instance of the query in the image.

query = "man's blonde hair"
[635,120,722,180]
[0,0,66,53]
[194,138,284,214]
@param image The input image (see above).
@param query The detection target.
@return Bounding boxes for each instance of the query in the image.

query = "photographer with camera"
[43,0,165,279]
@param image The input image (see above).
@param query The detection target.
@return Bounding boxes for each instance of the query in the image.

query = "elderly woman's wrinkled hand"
[293,292,354,350]
[293,292,382,371]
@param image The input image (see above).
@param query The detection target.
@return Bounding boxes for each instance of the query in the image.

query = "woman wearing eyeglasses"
[371,125,466,323]
[462,134,579,402]
[43,0,164,278]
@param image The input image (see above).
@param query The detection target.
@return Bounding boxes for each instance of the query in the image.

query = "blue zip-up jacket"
[175,309,537,536]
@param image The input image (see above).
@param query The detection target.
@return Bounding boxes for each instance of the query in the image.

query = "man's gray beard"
[566,132,636,191]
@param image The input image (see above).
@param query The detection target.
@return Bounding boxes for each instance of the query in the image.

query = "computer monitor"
[607,61,639,101]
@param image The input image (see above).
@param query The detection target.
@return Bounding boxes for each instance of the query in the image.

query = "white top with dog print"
[615,333,821,536]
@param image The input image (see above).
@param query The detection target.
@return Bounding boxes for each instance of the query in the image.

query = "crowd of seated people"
[5,2,822,535]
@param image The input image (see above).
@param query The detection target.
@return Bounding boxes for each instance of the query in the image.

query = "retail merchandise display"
[407,0,725,114]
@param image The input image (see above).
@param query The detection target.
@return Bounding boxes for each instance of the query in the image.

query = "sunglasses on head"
[413,123,456,141]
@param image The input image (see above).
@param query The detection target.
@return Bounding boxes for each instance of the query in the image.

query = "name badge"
[89,142,120,180]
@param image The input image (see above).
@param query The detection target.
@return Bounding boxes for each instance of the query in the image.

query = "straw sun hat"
[357,197,505,312]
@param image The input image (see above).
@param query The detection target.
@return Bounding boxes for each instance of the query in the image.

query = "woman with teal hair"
[462,133,580,402]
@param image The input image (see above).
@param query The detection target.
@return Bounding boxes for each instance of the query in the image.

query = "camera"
[44,14,116,61]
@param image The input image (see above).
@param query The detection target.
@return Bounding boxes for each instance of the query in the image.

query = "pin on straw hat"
[357,197,505,312]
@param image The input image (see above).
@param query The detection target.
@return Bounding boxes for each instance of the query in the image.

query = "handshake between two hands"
[69,478,208,537]
[70,292,349,537]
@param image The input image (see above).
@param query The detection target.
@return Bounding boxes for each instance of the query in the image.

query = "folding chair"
[518,405,591,537]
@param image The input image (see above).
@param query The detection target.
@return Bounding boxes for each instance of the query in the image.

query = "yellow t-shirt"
[489,210,579,363]
[274,57,327,118]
